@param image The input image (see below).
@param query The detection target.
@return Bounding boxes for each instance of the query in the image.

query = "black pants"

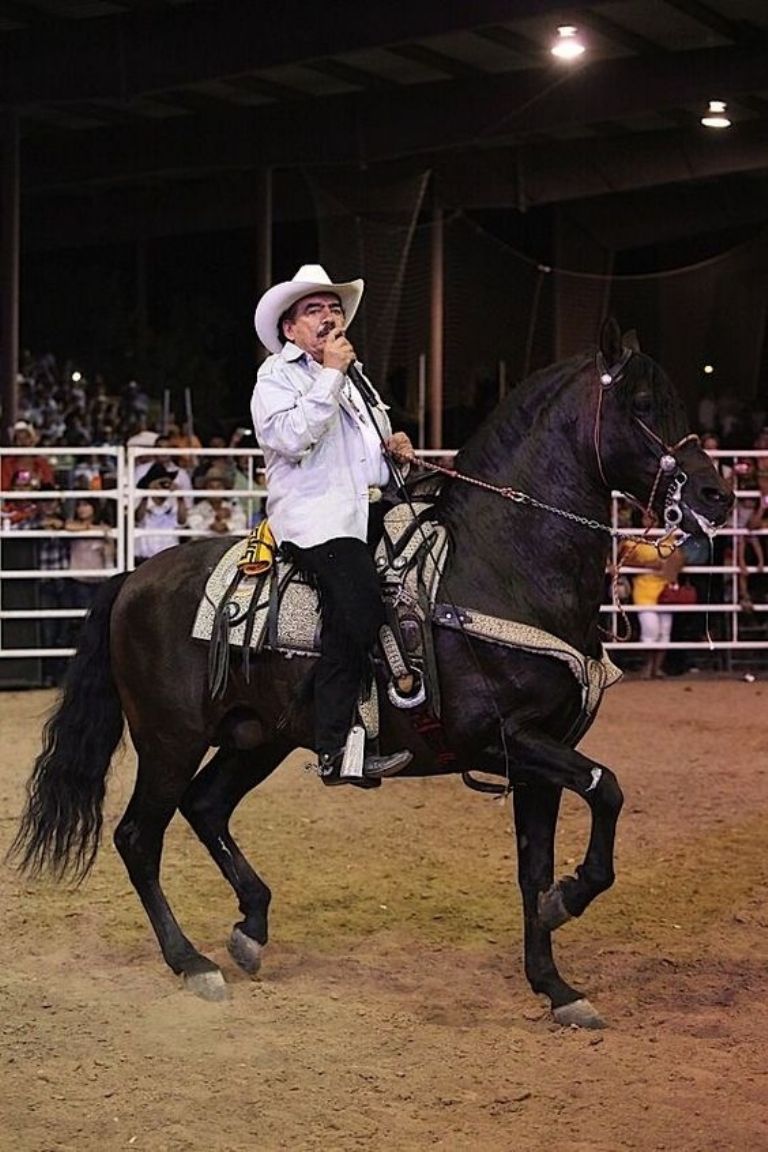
[285,536,385,756]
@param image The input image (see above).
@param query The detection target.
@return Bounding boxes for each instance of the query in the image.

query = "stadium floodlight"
[551,26,586,61]
[701,100,731,129]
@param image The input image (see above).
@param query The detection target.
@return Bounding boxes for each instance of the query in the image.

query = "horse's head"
[594,319,733,536]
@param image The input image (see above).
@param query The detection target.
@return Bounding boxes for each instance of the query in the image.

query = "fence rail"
[1,446,766,677]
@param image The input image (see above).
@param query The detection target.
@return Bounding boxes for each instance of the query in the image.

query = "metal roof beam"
[0,0,579,103]
[19,44,768,189]
[661,0,764,45]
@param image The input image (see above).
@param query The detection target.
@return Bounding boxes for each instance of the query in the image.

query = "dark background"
[5,0,768,440]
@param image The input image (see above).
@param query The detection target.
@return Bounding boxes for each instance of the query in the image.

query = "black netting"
[303,171,767,446]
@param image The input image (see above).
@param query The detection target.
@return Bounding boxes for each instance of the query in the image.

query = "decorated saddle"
[191,503,449,707]
[192,502,622,742]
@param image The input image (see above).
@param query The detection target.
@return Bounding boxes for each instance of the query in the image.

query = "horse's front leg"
[511,729,624,925]
[513,782,605,1028]
[509,729,623,1021]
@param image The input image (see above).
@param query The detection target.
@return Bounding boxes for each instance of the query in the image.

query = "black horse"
[11,322,731,1027]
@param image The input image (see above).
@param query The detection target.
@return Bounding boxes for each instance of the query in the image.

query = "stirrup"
[387,673,426,710]
[318,732,380,790]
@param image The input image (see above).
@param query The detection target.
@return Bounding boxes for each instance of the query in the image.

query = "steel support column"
[1,109,20,442]
[429,201,444,450]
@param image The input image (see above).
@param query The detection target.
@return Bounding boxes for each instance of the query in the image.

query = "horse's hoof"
[227,927,264,976]
[538,884,572,931]
[553,998,606,1029]
[183,968,230,1002]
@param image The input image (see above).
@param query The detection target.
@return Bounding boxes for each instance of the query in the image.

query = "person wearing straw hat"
[251,264,414,788]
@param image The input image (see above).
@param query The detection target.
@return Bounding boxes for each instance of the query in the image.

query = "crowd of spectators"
[2,352,767,681]
[0,354,264,683]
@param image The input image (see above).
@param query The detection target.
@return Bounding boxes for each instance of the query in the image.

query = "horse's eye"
[632,389,653,414]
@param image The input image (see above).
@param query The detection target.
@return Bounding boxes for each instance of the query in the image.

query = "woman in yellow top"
[620,536,675,679]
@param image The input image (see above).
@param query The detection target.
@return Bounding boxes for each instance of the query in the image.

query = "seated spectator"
[188,466,246,536]
[120,380,150,427]
[134,461,188,564]
[1,421,55,494]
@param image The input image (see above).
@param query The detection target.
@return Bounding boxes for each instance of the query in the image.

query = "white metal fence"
[0,446,765,678]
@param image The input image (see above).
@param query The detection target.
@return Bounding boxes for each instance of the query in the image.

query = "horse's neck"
[439,435,610,652]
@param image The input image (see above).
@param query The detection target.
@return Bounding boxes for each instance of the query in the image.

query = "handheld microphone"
[319,319,379,407]
[346,362,379,408]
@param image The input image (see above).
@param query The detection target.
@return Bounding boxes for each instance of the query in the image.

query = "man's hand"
[385,432,416,465]
[322,327,357,374]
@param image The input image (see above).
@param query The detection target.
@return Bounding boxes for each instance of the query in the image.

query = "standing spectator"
[620,525,675,679]
[134,462,188,563]
[2,469,41,529]
[1,421,55,494]
[33,488,72,688]
[138,434,193,508]
[65,498,115,614]
[168,419,202,471]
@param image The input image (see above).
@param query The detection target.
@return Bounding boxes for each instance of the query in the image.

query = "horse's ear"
[623,328,641,353]
[599,317,623,364]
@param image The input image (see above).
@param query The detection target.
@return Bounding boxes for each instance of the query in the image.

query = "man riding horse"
[251,264,415,788]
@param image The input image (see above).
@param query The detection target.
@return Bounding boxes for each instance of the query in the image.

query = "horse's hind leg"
[113,740,228,1001]
[513,783,604,1029]
[178,741,288,977]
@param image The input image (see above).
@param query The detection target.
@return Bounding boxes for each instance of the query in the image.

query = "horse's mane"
[453,352,592,477]
[454,345,682,478]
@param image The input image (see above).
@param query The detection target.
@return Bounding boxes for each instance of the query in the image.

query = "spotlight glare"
[703,364,715,375]
[71,371,82,382]
[551,25,586,61]
[701,100,731,129]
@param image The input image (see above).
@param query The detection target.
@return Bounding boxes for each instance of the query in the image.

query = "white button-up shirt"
[251,341,392,548]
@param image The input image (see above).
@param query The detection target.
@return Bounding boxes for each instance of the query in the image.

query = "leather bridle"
[593,348,700,532]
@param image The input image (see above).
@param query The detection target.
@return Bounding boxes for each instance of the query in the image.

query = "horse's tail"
[8,572,130,882]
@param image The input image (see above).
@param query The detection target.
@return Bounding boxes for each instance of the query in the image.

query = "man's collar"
[281,341,304,362]
[281,341,318,365]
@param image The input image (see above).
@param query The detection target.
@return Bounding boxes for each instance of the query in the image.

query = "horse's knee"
[589,767,623,817]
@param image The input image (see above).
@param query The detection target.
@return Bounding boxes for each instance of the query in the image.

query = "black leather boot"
[318,749,381,789]
[318,747,413,787]
[362,748,413,778]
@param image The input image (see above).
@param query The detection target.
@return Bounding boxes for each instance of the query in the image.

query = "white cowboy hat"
[126,430,159,449]
[253,264,364,355]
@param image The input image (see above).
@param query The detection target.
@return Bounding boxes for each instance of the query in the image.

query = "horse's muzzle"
[679,474,733,536]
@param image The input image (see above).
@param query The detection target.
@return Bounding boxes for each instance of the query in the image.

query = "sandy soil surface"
[1,679,767,1152]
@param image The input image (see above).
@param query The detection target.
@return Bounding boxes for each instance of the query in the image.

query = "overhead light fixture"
[701,100,731,129]
[551,26,586,61]
[703,364,715,375]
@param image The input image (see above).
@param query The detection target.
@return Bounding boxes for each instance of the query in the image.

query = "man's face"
[282,293,345,362]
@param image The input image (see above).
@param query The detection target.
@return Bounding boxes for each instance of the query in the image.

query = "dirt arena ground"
[1,679,767,1152]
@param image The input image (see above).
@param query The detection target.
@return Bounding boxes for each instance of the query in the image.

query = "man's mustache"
[317,320,342,339]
